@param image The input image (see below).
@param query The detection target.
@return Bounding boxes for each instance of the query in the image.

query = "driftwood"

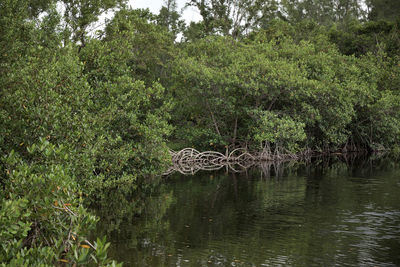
[164,147,306,176]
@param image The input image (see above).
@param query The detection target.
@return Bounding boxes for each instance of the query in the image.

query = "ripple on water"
[100,163,400,267]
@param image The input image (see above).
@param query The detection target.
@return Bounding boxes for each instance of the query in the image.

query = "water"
[94,157,400,266]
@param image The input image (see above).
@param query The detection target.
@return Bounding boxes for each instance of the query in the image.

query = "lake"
[94,156,400,266]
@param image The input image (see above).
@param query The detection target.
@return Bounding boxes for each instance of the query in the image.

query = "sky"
[128,0,202,23]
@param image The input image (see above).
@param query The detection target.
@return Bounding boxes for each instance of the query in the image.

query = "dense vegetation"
[0,0,399,265]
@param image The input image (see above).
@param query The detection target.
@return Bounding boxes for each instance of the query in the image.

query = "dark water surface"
[94,158,400,266]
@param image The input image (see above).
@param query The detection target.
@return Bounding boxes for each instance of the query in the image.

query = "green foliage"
[281,0,364,25]
[1,1,174,265]
[0,141,121,266]
[253,111,306,153]
[79,22,173,187]
[171,26,392,152]
[329,20,400,57]
[103,8,176,85]
[60,0,127,46]
[0,1,173,187]
[157,0,186,38]
[186,0,280,39]
[172,36,250,149]
[367,0,400,21]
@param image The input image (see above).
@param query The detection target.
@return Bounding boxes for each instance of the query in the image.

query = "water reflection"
[93,156,400,266]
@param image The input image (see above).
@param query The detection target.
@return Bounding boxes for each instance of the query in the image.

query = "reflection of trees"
[93,155,400,266]
[89,176,171,234]
[88,175,179,264]
[299,155,400,267]
[97,167,309,266]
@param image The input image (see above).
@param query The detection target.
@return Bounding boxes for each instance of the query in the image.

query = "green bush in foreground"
[0,140,121,266]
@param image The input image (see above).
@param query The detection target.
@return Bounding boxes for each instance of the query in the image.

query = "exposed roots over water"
[164,148,311,175]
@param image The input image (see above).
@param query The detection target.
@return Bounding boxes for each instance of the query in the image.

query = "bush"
[0,140,121,266]
[253,111,306,153]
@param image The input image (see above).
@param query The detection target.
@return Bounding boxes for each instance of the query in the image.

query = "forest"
[0,0,399,265]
